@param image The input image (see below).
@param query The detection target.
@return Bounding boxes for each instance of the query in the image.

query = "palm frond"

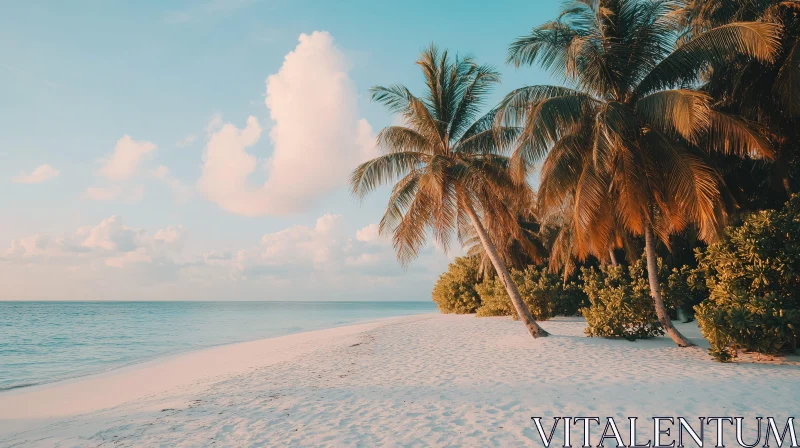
[636,22,782,96]
[636,89,712,142]
[350,152,427,200]
[705,111,774,159]
[773,38,800,117]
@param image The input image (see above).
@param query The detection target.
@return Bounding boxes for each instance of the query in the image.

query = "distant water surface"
[0,301,435,392]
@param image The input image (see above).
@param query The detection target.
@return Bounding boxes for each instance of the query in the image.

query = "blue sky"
[0,0,560,301]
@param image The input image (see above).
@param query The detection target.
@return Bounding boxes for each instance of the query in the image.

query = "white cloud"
[231,215,434,280]
[87,136,192,204]
[12,164,60,184]
[154,226,185,245]
[99,135,157,181]
[4,216,184,271]
[1,214,455,300]
[6,234,57,258]
[197,116,264,215]
[198,31,376,216]
[79,216,144,252]
[355,223,384,243]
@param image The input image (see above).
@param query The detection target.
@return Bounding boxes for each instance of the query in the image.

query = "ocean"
[0,301,435,392]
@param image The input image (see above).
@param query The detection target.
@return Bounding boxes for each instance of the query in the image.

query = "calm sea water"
[0,301,435,392]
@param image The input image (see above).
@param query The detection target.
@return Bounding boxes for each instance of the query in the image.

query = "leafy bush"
[474,276,513,317]
[662,264,708,322]
[553,281,588,317]
[431,256,483,314]
[475,265,587,319]
[580,257,669,340]
[694,195,800,361]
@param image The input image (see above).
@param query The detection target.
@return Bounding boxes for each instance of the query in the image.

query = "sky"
[0,0,560,301]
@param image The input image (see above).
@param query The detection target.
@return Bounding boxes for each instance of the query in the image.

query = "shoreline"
[0,303,435,396]
[3,315,799,447]
[0,313,437,421]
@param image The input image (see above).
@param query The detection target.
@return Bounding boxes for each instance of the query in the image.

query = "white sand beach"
[1,314,799,447]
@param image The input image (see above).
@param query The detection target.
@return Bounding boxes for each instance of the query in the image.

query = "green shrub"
[556,281,590,317]
[694,195,800,361]
[474,276,513,317]
[431,256,482,314]
[580,258,668,340]
[662,264,708,322]
[475,265,587,319]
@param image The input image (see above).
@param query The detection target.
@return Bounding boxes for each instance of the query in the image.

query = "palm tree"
[501,0,780,346]
[677,0,800,200]
[350,45,549,338]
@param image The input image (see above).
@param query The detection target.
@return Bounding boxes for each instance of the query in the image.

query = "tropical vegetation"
[353,0,800,361]
[475,265,587,319]
[432,256,483,314]
[695,194,800,361]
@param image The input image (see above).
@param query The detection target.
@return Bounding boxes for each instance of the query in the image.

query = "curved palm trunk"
[465,203,548,338]
[644,226,694,347]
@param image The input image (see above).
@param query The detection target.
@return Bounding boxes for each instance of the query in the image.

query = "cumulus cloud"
[99,135,157,181]
[234,214,347,277]
[3,216,182,269]
[87,135,192,204]
[79,216,144,252]
[1,214,455,300]
[198,31,376,216]
[12,164,60,184]
[355,223,383,243]
[231,216,428,281]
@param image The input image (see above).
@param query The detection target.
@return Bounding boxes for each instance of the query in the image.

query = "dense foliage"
[475,265,587,320]
[373,0,800,353]
[694,195,800,361]
[663,264,708,322]
[498,0,780,347]
[431,257,483,314]
[581,257,681,340]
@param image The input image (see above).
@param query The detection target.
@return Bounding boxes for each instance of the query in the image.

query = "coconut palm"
[350,45,549,338]
[677,0,800,200]
[501,0,780,346]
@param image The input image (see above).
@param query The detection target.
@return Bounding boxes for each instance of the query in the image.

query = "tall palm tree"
[350,45,549,338]
[501,0,780,346]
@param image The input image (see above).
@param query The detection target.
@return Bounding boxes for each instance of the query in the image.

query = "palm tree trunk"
[609,248,618,267]
[644,226,694,347]
[783,177,792,198]
[465,203,548,338]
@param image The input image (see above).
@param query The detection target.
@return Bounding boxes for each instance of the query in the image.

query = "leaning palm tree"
[350,45,549,338]
[501,0,780,346]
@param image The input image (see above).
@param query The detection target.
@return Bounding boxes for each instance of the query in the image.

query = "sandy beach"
[2,314,799,447]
